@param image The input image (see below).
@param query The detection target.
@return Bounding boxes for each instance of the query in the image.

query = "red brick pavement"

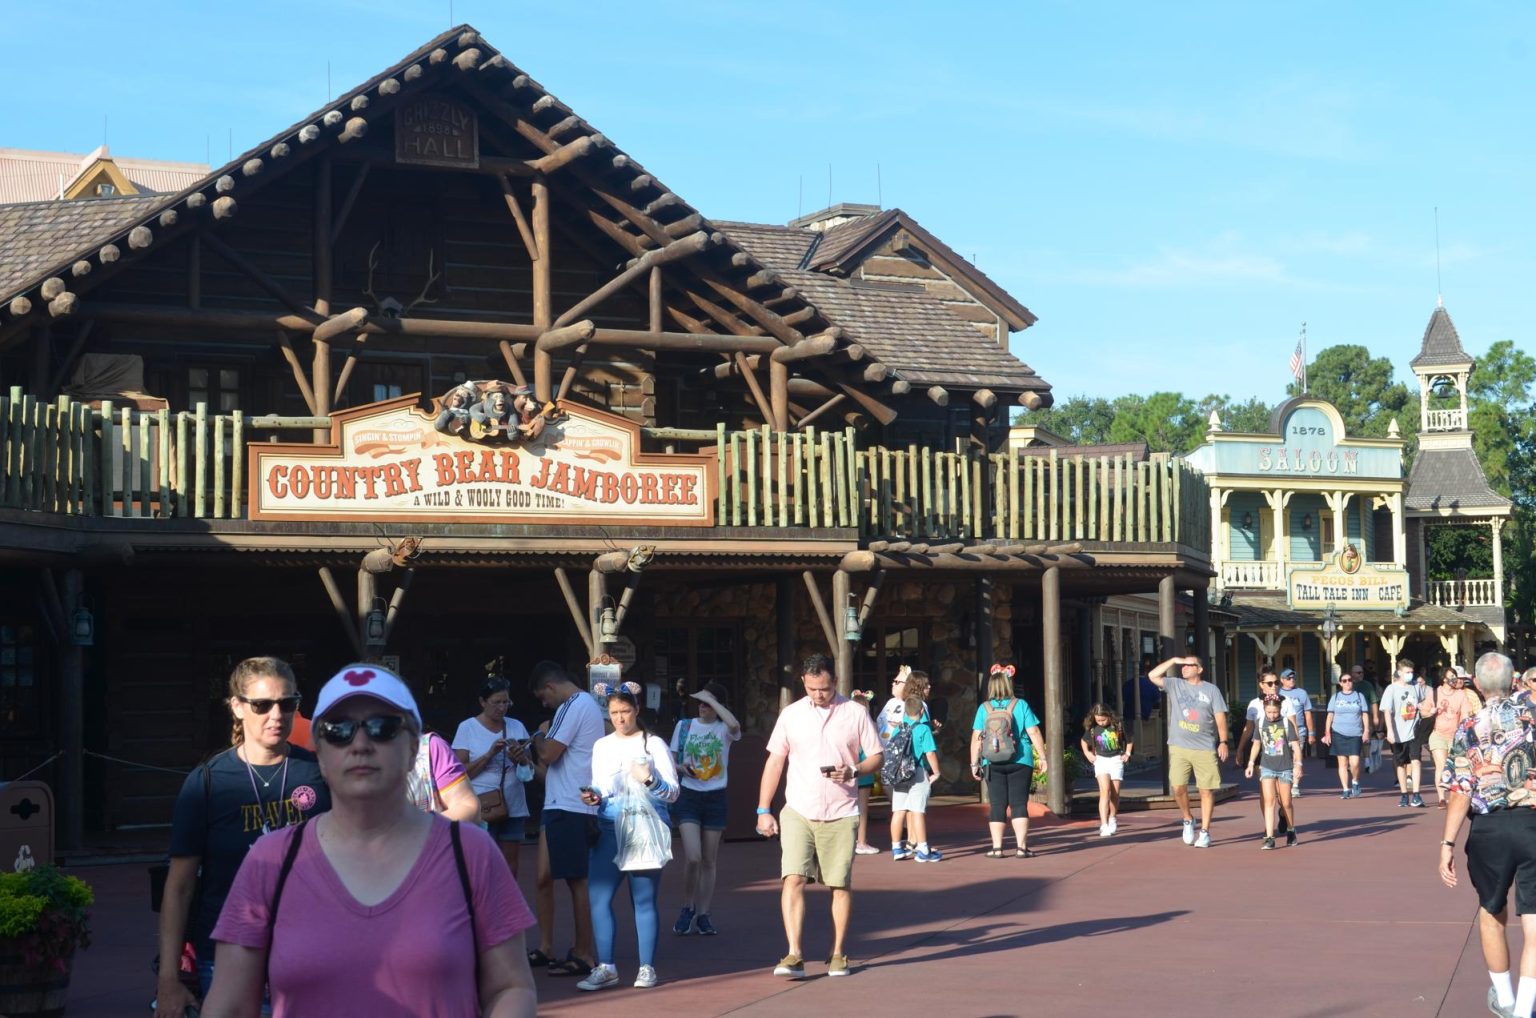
[62,764,1498,1017]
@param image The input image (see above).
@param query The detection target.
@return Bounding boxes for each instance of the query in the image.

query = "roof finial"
[1388,417,1401,438]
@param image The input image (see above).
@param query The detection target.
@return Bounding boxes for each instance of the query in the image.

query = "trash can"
[0,780,53,872]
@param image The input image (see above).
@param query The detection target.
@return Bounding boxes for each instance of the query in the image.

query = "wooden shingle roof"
[1410,305,1473,369]
[0,195,161,296]
[1405,447,1511,513]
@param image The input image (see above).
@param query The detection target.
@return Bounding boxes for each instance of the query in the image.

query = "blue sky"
[4,2,1531,405]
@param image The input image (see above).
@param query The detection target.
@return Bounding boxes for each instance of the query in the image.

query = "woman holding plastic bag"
[576,681,679,992]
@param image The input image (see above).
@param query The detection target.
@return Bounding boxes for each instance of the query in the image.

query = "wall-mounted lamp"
[1301,512,1313,532]
[69,607,95,647]
[1320,603,1339,640]
[1240,511,1253,530]
[843,595,862,643]
[365,598,388,649]
[599,596,620,644]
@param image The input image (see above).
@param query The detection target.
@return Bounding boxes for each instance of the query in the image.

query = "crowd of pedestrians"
[151,644,1536,1016]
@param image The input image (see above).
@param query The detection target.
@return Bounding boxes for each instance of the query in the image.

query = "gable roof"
[0,25,1049,401]
[1410,304,1473,370]
[1405,446,1511,514]
[0,146,208,204]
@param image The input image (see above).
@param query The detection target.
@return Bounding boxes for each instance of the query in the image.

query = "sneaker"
[1351,782,1361,797]
[1107,816,1117,835]
[773,954,805,979]
[693,914,717,936]
[1286,829,1297,847]
[634,965,658,989]
[854,843,881,856]
[1398,793,1410,808]
[1194,829,1212,849]
[914,846,943,862]
[673,906,696,935]
[1098,823,1111,838]
[1180,819,1196,845]
[1261,836,1276,851]
[1291,787,1301,798]
[577,964,619,992]
[1488,986,1516,1017]
[1339,789,1352,800]
[891,845,912,861]
[827,954,851,977]
[1411,793,1426,808]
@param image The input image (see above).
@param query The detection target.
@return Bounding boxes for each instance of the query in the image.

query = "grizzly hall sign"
[248,396,715,526]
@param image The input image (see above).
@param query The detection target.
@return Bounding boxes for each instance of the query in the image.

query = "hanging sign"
[1287,545,1410,610]
[248,394,714,525]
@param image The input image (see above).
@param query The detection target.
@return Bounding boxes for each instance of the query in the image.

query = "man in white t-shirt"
[529,660,605,975]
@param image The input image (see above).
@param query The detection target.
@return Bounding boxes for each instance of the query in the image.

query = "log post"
[649,265,663,333]
[802,571,837,650]
[59,569,85,850]
[357,568,378,659]
[1158,573,1177,795]
[318,567,365,658]
[553,567,593,653]
[777,575,797,711]
[832,568,853,697]
[531,177,552,401]
[314,156,333,316]
[380,569,415,643]
[1043,565,1066,816]
[769,358,789,432]
[587,568,605,661]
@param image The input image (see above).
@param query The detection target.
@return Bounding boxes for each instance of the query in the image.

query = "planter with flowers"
[0,865,93,1017]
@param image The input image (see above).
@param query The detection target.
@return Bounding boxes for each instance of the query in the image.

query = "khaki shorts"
[1168,745,1222,790]
[1427,731,1455,754]
[780,806,858,888]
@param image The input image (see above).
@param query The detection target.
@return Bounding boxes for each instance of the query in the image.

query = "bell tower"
[1410,300,1473,435]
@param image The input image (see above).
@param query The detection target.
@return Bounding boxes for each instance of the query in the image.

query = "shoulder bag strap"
[268,819,309,937]
[450,820,481,985]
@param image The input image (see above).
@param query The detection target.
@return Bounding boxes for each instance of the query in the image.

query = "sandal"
[985,847,1007,858]
[527,949,554,968]
[546,953,594,977]
[1016,848,1036,858]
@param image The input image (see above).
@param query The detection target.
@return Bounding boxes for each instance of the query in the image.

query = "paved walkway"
[64,763,1501,1016]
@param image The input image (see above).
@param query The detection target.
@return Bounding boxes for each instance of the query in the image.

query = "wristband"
[1441,839,1456,848]
[756,807,772,816]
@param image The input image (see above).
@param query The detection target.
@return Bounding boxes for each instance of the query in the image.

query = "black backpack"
[880,723,919,788]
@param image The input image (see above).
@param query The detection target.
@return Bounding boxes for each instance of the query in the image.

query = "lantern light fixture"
[69,607,95,647]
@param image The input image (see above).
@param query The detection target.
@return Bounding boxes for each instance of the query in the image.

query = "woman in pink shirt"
[203,664,538,1018]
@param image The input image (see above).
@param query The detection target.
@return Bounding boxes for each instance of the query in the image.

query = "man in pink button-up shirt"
[756,653,883,980]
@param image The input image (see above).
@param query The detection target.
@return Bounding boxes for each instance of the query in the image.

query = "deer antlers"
[363,242,441,319]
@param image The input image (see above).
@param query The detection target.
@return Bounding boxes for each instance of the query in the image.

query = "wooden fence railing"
[0,392,1211,549]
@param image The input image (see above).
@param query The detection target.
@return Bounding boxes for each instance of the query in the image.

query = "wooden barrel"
[0,944,73,1018]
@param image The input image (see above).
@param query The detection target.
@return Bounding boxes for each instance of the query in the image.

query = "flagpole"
[1301,322,1307,394]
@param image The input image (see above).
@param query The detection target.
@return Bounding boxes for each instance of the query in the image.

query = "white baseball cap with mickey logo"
[313,663,422,728]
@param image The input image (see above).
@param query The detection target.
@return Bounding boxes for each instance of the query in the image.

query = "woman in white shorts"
[1080,703,1132,837]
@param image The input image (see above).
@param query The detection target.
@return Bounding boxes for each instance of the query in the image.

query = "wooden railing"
[1426,408,1466,432]
[1221,561,1284,588]
[1428,578,1499,608]
[0,393,1212,549]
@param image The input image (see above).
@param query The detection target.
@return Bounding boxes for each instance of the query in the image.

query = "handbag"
[614,775,673,871]
[479,725,510,824]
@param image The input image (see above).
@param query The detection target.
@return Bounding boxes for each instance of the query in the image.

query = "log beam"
[498,175,539,261]
[803,571,838,650]
[928,386,950,407]
[199,231,319,321]
[552,229,712,329]
[735,351,775,428]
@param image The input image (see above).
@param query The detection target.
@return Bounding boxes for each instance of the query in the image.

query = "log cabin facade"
[0,25,1212,846]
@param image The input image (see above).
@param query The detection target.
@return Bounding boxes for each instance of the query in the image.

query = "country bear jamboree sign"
[248,395,715,525]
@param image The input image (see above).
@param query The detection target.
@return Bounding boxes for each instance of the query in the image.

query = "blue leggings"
[588,820,663,967]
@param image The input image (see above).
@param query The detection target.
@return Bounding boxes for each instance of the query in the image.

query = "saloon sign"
[248,396,715,525]
[1287,546,1410,611]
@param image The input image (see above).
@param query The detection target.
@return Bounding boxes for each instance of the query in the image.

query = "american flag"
[1289,338,1305,385]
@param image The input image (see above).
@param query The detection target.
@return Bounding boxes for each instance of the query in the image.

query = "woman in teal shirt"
[970,663,1048,857]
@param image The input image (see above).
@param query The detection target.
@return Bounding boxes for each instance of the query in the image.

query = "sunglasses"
[1259,681,1278,687]
[317,715,408,747]
[1339,678,1355,683]
[239,694,302,715]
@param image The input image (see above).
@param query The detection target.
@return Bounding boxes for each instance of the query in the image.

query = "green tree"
[1464,339,1536,623]
[1020,395,1116,445]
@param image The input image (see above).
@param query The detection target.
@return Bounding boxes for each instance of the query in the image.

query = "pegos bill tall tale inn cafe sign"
[1287,545,1410,611]
[248,395,715,525]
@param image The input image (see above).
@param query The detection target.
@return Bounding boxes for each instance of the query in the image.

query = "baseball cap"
[313,663,422,728]
[1280,668,1296,679]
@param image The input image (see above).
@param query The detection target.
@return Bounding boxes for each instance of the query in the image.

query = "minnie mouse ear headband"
[593,680,642,698]
[314,663,422,728]
[989,663,1017,678]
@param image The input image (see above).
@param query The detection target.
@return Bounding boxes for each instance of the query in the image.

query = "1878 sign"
[395,95,478,169]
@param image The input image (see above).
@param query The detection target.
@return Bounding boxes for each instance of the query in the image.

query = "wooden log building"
[0,25,1212,847]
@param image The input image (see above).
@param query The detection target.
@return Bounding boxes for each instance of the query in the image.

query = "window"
[96,182,116,197]
[0,624,41,738]
[188,367,242,413]
[653,624,741,704]
[373,383,404,402]
[853,621,924,691]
